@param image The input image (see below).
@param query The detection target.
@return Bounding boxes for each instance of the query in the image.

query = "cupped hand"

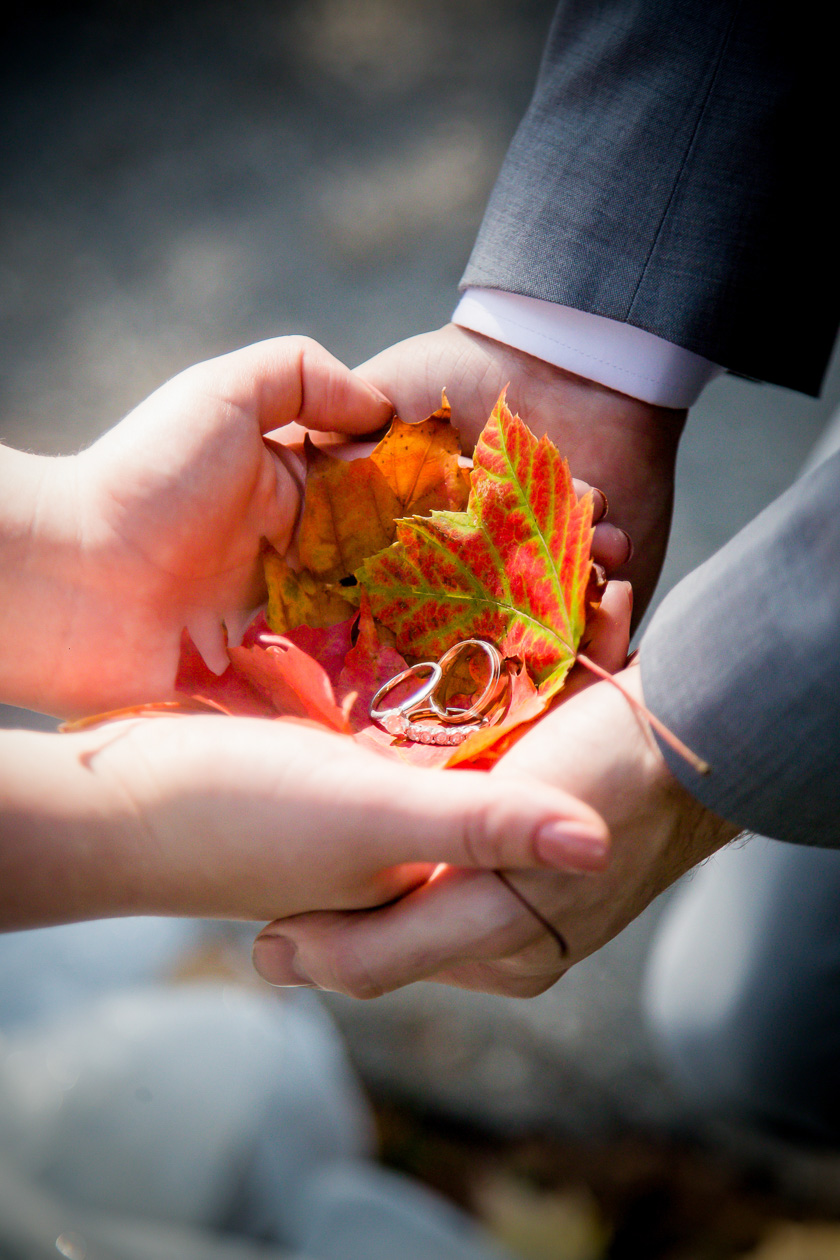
[354,322,686,623]
[248,579,736,999]
[15,338,393,716]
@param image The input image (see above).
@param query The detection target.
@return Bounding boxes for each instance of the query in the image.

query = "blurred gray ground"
[3,0,840,1186]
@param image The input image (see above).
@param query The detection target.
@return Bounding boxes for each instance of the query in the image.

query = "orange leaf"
[267,401,471,636]
[297,434,401,582]
[369,393,470,518]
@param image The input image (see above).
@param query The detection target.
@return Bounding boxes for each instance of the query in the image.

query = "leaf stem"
[576,653,710,777]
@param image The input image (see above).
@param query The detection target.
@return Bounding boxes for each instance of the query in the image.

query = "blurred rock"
[0,926,518,1259]
[0,984,372,1226]
[745,1222,840,1260]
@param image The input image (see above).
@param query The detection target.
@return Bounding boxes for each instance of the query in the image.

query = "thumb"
[199,336,395,435]
[354,761,610,876]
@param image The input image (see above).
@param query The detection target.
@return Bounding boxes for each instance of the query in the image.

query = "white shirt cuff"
[452,288,722,408]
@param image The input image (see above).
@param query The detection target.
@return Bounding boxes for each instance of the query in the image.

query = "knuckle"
[498,968,567,999]
[460,794,528,870]
[326,930,389,1001]
[474,939,568,997]
[285,333,318,357]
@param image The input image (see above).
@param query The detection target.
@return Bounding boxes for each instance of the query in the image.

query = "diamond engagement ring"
[369,662,444,739]
[369,640,507,746]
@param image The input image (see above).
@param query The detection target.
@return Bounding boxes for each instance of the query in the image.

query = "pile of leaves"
[168,391,602,769]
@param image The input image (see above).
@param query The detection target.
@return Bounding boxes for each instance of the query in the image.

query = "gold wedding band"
[369,639,507,746]
[429,639,505,724]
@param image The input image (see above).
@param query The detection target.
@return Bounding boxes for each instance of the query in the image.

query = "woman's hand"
[0,713,610,933]
[0,337,393,717]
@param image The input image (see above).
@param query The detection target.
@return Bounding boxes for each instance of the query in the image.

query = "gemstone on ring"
[396,716,485,746]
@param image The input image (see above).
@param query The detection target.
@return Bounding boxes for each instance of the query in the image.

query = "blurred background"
[3,2,840,1257]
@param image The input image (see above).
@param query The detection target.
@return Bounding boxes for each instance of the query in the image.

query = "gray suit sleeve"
[640,450,840,846]
[462,0,837,395]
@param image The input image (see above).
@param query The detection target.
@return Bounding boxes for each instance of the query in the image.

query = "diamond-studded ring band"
[369,640,507,745]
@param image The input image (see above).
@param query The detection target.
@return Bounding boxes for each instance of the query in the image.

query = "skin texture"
[354,323,686,627]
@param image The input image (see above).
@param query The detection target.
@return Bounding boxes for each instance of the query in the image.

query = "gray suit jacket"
[641,449,840,846]
[464,0,839,844]
[462,0,836,395]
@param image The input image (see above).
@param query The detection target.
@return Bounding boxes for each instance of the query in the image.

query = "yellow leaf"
[264,548,356,633]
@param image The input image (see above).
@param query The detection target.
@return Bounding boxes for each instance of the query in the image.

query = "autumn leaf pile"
[170,391,598,768]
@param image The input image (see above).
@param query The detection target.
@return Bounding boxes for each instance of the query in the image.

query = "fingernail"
[365,381,395,412]
[252,934,316,988]
[592,489,608,521]
[535,822,609,873]
[619,529,634,562]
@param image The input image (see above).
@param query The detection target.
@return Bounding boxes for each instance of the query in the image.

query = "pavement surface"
[3,0,840,1201]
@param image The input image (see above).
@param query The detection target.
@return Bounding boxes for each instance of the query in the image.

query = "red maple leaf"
[357,391,594,694]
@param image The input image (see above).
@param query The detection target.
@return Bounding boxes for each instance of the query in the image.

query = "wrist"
[0,447,90,713]
[86,716,282,922]
[0,725,148,929]
[621,664,739,875]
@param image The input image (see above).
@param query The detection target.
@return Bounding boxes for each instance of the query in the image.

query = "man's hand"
[251,644,738,999]
[355,323,686,624]
[0,337,393,716]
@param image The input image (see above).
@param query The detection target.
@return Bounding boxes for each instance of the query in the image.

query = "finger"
[584,579,629,670]
[252,866,564,998]
[571,478,631,568]
[336,756,610,876]
[559,580,633,704]
[580,580,633,671]
[591,521,632,570]
[572,479,607,521]
[354,332,446,423]
[198,336,395,436]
